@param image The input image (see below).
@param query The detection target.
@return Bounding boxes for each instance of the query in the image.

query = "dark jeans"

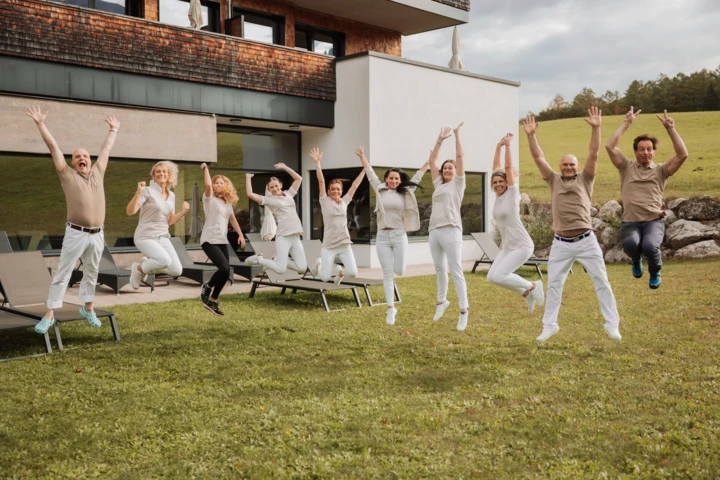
[201,243,230,299]
[620,219,665,275]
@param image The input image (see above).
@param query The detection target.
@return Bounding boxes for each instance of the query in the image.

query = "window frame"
[229,7,285,45]
[54,0,143,17]
[294,23,346,57]
[159,0,221,33]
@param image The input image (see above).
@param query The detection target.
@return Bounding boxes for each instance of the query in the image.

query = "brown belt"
[67,222,103,234]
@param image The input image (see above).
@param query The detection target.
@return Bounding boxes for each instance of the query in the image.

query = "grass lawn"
[1,260,719,478]
[518,111,720,205]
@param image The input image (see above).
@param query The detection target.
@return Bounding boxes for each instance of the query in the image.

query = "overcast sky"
[402,0,720,117]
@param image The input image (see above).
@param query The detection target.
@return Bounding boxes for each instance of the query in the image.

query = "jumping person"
[26,105,119,335]
[126,161,188,288]
[244,164,307,274]
[199,163,246,316]
[309,147,365,285]
[487,133,544,313]
[356,146,429,326]
[524,107,622,342]
[605,107,689,289]
[427,123,471,331]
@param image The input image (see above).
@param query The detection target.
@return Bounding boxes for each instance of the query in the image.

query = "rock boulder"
[677,196,720,221]
[604,244,630,264]
[674,240,720,259]
[665,219,718,249]
[667,197,687,211]
[599,200,623,221]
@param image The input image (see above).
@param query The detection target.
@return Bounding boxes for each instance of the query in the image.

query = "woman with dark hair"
[428,123,470,331]
[243,163,307,275]
[487,133,544,312]
[309,147,366,284]
[356,146,429,326]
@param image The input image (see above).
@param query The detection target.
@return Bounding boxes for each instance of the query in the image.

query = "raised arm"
[275,163,302,192]
[502,134,516,186]
[429,127,452,182]
[356,146,380,188]
[126,181,146,215]
[605,107,640,169]
[309,147,325,197]
[26,106,66,173]
[95,116,120,174]
[583,106,602,177]
[346,168,366,199]
[453,122,465,176]
[657,110,689,176]
[245,173,264,204]
[168,201,190,226]
[201,163,212,197]
[493,132,513,171]
[523,115,554,180]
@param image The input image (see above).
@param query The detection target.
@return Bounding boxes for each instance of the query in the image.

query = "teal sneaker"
[80,307,102,328]
[632,258,643,278]
[35,317,55,335]
[649,271,662,289]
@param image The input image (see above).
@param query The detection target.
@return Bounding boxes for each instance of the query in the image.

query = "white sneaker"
[244,254,263,266]
[536,326,560,342]
[457,311,468,331]
[130,262,142,290]
[531,281,545,308]
[312,257,322,277]
[524,292,536,314]
[333,265,343,286]
[433,300,451,321]
[140,257,149,283]
[386,307,397,326]
[603,324,622,341]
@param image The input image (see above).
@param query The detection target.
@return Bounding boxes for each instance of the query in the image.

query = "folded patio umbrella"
[188,0,203,29]
[448,26,464,70]
[190,183,204,242]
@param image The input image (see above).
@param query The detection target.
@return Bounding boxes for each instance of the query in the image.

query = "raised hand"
[355,146,364,157]
[624,106,642,124]
[182,201,190,212]
[309,147,323,163]
[273,163,286,170]
[452,122,464,135]
[26,105,48,124]
[245,173,254,179]
[656,109,675,129]
[105,115,120,131]
[498,132,514,147]
[584,106,602,127]
[137,181,146,192]
[438,127,452,142]
[201,163,207,171]
[523,115,538,135]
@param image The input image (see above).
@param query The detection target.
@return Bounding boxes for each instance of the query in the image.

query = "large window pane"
[96,0,125,14]
[55,0,90,6]
[160,0,215,31]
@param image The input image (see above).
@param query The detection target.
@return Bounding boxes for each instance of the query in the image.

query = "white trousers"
[259,234,307,274]
[429,226,469,309]
[46,225,104,309]
[135,236,183,277]
[319,244,358,282]
[487,246,534,295]
[542,232,620,329]
[376,229,408,307]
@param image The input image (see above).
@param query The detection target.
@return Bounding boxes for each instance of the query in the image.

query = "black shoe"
[203,300,224,316]
[201,283,211,303]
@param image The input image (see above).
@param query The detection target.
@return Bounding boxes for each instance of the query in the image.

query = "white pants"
[135,236,183,277]
[487,246,534,295]
[376,229,408,307]
[319,244,358,282]
[429,227,469,310]
[542,232,620,329]
[259,234,307,274]
[46,225,104,309]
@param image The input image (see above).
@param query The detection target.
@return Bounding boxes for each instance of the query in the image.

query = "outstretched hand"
[201,163,207,171]
[105,116,120,131]
[136,181,146,192]
[26,105,48,124]
[355,146,364,157]
[309,147,323,163]
[498,132,514,147]
[656,109,675,129]
[246,173,254,179]
[624,106,642,124]
[452,122,464,136]
[438,127,452,142]
[584,106,602,127]
[273,163,286,170]
[523,115,538,135]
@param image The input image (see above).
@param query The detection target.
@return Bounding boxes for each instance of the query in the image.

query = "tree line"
[529,66,720,121]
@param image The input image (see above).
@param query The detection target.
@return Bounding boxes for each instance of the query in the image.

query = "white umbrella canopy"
[448,26,464,70]
[188,0,203,29]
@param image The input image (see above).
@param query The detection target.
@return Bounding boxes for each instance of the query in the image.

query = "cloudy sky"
[402,0,720,117]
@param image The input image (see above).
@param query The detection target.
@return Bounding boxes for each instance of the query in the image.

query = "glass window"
[55,0,90,7]
[96,0,125,14]
[160,0,219,32]
[309,168,371,243]
[294,24,345,57]
[229,8,284,45]
[313,32,335,56]
[295,30,307,50]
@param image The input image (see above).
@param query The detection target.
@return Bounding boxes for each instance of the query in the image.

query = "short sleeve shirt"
[200,194,233,245]
[545,171,594,233]
[134,181,175,240]
[261,187,303,237]
[492,184,534,250]
[58,163,106,228]
[618,159,670,222]
[320,194,352,249]
[429,175,466,231]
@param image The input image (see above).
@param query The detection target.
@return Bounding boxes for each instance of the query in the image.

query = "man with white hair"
[523,107,621,342]
[26,105,120,335]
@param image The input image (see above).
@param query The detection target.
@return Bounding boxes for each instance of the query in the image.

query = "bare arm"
[454,122,465,176]
[429,127,452,182]
[245,174,264,204]
[167,201,190,226]
[95,116,120,174]
[26,106,66,173]
[356,146,381,188]
[346,169,366,199]
[229,214,246,249]
[605,107,640,169]
[309,148,325,198]
[201,163,212,197]
[523,115,554,180]
[658,110,689,176]
[503,136,516,186]
[126,182,146,215]
[584,106,602,177]
[275,163,302,192]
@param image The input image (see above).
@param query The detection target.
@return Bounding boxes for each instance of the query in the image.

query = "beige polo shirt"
[545,171,594,233]
[58,163,105,228]
[261,188,303,237]
[134,181,175,240]
[429,175,466,231]
[619,159,670,222]
[319,194,352,249]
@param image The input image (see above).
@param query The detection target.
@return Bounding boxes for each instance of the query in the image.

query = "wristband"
[110,128,118,132]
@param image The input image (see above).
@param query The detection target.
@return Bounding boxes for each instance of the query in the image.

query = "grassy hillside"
[518,111,720,205]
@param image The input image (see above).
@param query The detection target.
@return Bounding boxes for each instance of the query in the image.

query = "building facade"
[0,0,519,267]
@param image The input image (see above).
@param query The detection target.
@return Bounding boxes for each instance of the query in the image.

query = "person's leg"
[486,247,534,295]
[43,226,88,324]
[157,237,183,277]
[77,231,104,319]
[391,230,408,277]
[258,235,290,274]
[204,244,231,300]
[540,240,575,332]
[641,219,665,284]
[620,222,643,277]
[376,230,396,307]
[429,229,449,305]
[135,238,174,275]
[286,235,308,273]
[337,245,358,279]
[319,246,336,282]
[443,227,469,311]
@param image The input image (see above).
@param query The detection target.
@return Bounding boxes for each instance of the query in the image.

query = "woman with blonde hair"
[199,163,246,316]
[126,160,188,289]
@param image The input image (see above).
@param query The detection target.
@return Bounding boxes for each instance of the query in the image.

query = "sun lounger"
[0,309,53,361]
[169,237,225,285]
[69,243,155,295]
[470,232,559,279]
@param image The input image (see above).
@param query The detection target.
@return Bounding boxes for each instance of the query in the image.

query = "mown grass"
[518,111,720,204]
[1,260,720,478]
